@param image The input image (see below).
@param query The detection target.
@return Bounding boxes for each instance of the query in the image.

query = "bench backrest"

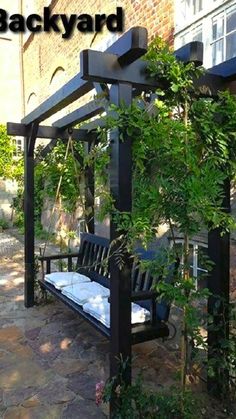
[77,233,176,322]
[76,233,110,288]
[132,248,178,322]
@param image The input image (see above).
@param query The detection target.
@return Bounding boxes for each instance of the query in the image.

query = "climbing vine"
[9,36,236,408]
[13,140,86,238]
[92,37,236,403]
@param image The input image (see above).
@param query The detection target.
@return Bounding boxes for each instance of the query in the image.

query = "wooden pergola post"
[24,123,38,307]
[109,83,133,389]
[84,140,95,234]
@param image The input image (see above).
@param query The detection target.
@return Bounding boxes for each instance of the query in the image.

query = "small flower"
[96,381,105,406]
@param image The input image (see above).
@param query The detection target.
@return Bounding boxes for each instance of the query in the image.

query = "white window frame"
[170,239,208,289]
[175,0,236,68]
[12,137,23,156]
[193,0,203,16]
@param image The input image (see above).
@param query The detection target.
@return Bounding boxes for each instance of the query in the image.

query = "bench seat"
[38,278,170,344]
[39,233,176,344]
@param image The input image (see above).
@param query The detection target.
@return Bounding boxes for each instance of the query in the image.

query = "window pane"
[193,0,202,15]
[226,7,236,34]
[188,245,194,266]
[179,0,191,21]
[226,32,236,60]
[180,34,187,46]
[212,15,224,40]
[193,27,202,42]
[212,39,224,65]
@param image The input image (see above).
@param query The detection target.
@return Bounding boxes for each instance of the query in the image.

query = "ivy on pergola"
[7,26,236,403]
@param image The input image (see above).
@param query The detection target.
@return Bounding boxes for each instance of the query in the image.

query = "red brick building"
[22,0,174,116]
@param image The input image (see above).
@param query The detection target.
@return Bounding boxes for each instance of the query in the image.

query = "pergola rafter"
[7,123,92,141]
[53,98,109,129]
[21,27,148,126]
[7,26,236,409]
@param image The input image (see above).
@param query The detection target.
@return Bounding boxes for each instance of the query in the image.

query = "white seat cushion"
[83,299,150,328]
[61,281,110,306]
[45,272,91,290]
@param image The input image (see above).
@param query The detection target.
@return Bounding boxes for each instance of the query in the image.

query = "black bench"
[38,233,177,344]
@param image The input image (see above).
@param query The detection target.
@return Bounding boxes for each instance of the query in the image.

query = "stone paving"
[0,230,184,418]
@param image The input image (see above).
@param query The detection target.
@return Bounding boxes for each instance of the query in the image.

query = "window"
[226,5,236,59]
[192,25,203,42]
[175,0,236,68]
[212,6,236,65]
[170,239,208,289]
[193,0,203,15]
[212,13,224,65]
[12,138,23,156]
[177,0,203,22]
[179,24,202,46]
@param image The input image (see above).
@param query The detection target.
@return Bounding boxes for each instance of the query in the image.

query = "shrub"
[0,218,9,230]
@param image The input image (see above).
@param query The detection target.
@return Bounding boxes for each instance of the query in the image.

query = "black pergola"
[7,26,236,399]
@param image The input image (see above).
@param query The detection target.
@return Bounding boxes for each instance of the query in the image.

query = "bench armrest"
[131,290,158,302]
[38,252,82,261]
[108,290,158,324]
[39,253,82,276]
[132,290,158,325]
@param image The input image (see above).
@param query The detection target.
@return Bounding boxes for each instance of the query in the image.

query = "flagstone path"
[1,230,235,418]
[0,230,181,418]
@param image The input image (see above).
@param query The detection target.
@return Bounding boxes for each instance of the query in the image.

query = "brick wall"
[0,0,22,124]
[22,0,174,117]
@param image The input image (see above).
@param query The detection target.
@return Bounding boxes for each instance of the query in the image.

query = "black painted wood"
[53,98,108,129]
[81,50,159,89]
[38,279,169,344]
[84,142,95,234]
[209,55,236,80]
[195,73,225,97]
[24,133,36,307]
[37,138,58,162]
[114,26,147,67]
[8,25,236,408]
[7,123,91,142]
[93,82,109,96]
[39,233,170,344]
[22,77,92,125]
[208,179,230,395]
[109,83,133,387]
[21,27,148,125]
[28,122,39,156]
[80,118,107,132]
[175,41,203,66]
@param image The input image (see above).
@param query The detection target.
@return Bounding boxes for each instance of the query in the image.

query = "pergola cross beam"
[21,27,148,126]
[81,49,159,88]
[7,122,93,141]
